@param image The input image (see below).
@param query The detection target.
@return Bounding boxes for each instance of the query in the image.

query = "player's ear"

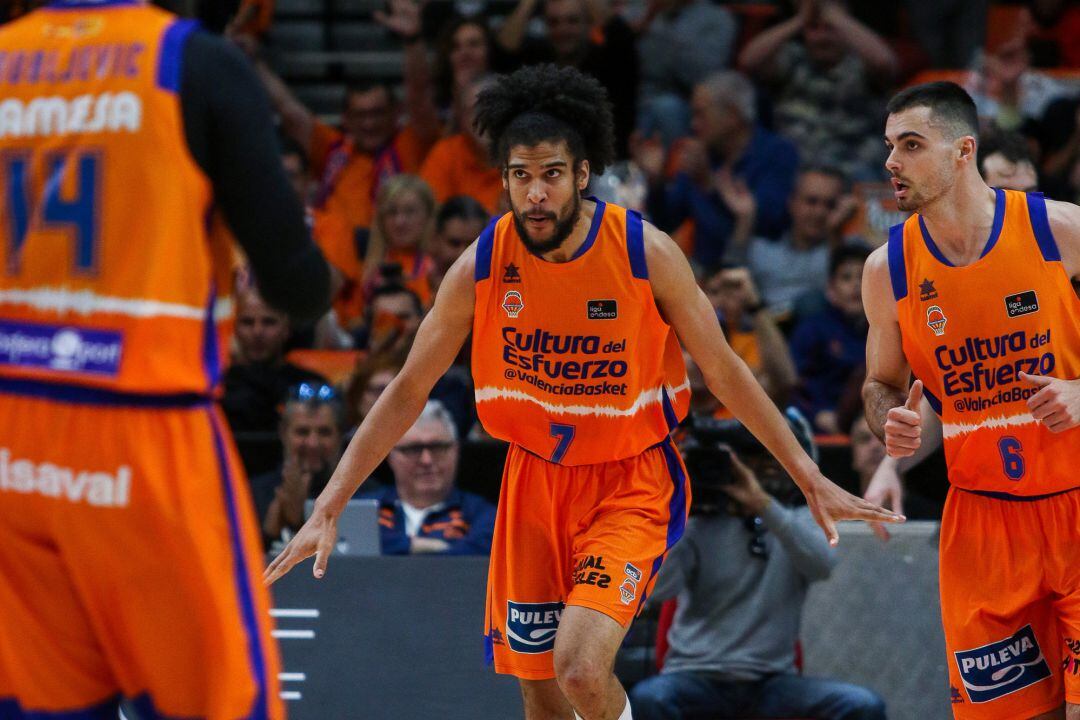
[958,135,977,163]
[576,160,590,190]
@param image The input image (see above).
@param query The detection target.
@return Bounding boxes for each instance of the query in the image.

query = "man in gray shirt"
[630,412,886,719]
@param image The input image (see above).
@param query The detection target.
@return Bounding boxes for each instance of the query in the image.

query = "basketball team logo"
[926,305,947,336]
[502,290,524,318]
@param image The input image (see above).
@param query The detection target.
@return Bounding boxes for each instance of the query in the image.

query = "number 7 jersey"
[889,189,1080,496]
[0,3,233,395]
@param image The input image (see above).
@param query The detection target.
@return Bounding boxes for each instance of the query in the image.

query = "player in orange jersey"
[0,0,331,717]
[863,82,1080,718]
[266,65,901,720]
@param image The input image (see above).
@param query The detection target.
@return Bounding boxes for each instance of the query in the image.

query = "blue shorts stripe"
[0,697,119,720]
[208,413,269,720]
[636,438,689,611]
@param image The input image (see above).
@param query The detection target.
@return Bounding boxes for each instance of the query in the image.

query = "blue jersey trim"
[208,413,270,720]
[0,377,211,408]
[919,379,942,416]
[44,0,139,8]
[1026,192,1062,262]
[201,286,221,393]
[569,198,606,261]
[918,188,1006,267]
[887,223,907,302]
[156,19,199,93]
[474,217,498,282]
[626,210,647,280]
[0,696,120,719]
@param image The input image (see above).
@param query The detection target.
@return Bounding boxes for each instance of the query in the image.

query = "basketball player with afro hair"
[266,65,902,720]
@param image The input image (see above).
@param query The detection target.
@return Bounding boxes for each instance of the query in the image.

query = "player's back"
[891,188,1080,496]
[471,200,689,466]
[0,1,231,396]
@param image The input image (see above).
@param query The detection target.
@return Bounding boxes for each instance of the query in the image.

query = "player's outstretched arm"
[264,245,478,585]
[643,224,904,545]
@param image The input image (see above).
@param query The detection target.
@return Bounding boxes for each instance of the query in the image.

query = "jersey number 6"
[997,436,1025,481]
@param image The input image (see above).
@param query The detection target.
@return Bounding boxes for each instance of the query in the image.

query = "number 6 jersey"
[0,3,233,395]
[889,188,1080,496]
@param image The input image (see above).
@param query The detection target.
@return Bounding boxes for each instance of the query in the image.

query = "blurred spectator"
[1028,0,1080,69]
[704,266,797,409]
[225,0,274,38]
[235,11,439,235]
[977,130,1039,192]
[346,355,405,430]
[1037,97,1080,202]
[430,195,491,297]
[420,76,505,213]
[682,351,719,418]
[729,166,856,316]
[964,34,1071,132]
[249,383,345,550]
[789,245,870,434]
[432,16,510,121]
[849,414,886,496]
[361,401,496,555]
[902,0,986,69]
[634,0,736,146]
[637,71,799,268]
[222,288,329,475]
[739,0,897,181]
[355,282,424,357]
[631,412,885,720]
[361,174,437,310]
[496,0,638,155]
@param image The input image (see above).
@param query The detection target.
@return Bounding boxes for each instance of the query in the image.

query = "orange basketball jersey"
[0,2,233,395]
[890,189,1080,496]
[472,200,689,466]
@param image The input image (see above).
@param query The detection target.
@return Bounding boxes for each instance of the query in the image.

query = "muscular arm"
[496,0,540,54]
[1046,198,1080,283]
[737,14,801,80]
[645,224,819,486]
[861,246,911,441]
[311,246,477,517]
[181,32,330,323]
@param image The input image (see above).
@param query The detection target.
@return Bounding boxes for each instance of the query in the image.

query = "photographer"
[630,411,886,720]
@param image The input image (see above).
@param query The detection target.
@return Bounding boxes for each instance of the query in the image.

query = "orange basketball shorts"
[940,485,1080,718]
[0,381,283,719]
[484,437,690,680]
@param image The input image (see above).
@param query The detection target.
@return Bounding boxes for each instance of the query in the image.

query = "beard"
[512,193,581,255]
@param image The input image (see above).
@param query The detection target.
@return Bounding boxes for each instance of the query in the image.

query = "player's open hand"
[884,380,922,457]
[263,508,338,586]
[801,473,905,547]
[1019,372,1080,433]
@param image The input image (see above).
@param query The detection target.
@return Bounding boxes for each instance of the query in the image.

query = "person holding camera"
[630,412,886,720]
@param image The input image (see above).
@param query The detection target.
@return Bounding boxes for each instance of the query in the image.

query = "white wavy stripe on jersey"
[941,413,1038,440]
[475,378,690,418]
[0,287,233,321]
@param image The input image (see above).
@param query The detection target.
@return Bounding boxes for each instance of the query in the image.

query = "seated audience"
[361,401,496,555]
[638,71,799,268]
[249,383,345,550]
[631,412,886,720]
[739,0,897,181]
[420,76,505,214]
[361,174,438,310]
[431,16,509,121]
[789,245,870,434]
[222,288,328,475]
[354,282,425,357]
[977,130,1039,192]
[430,195,491,298]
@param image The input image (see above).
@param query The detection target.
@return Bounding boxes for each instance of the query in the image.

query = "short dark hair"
[343,80,396,108]
[436,195,490,233]
[796,164,848,192]
[829,243,871,279]
[886,82,979,140]
[977,130,1034,176]
[369,281,424,318]
[473,64,616,176]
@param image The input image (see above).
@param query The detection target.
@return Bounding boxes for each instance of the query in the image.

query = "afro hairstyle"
[473,64,616,177]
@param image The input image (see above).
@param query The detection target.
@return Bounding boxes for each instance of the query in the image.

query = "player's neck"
[918,179,997,263]
[538,198,597,263]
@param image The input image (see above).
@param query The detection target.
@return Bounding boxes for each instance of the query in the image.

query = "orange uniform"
[419,133,504,214]
[890,189,1080,716]
[473,200,691,678]
[0,2,281,717]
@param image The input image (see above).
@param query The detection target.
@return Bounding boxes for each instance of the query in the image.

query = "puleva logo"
[506,601,563,654]
[926,305,947,336]
[954,625,1051,703]
[502,290,524,319]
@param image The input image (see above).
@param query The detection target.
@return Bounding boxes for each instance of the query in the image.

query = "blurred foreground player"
[864,82,1080,717]
[0,1,330,717]
[265,65,901,720]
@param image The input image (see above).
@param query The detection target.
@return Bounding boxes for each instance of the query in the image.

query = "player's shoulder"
[865,243,891,274]
[1043,197,1080,242]
[640,217,684,272]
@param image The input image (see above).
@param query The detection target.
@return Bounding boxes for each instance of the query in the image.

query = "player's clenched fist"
[884,380,923,457]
